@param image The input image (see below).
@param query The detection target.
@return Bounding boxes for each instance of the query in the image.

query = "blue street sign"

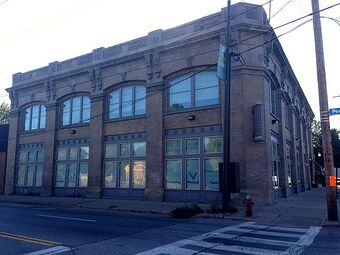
[329,108,340,116]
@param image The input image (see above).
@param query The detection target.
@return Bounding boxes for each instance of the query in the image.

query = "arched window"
[23,104,46,131]
[108,85,146,120]
[61,96,90,126]
[169,71,219,111]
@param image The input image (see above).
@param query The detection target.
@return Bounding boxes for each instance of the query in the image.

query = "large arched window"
[61,96,90,126]
[169,71,219,111]
[108,85,146,120]
[23,104,46,131]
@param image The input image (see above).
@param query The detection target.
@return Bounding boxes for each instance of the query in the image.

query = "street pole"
[222,0,232,213]
[311,0,339,221]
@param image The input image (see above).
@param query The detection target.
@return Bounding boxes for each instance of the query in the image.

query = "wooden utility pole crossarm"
[311,0,339,222]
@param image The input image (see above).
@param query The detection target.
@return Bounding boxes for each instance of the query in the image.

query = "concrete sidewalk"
[0,187,338,226]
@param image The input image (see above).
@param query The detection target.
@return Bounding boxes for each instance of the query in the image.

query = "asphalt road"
[0,202,339,255]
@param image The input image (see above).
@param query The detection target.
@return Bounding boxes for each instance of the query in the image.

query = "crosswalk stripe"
[242,224,308,233]
[226,228,302,238]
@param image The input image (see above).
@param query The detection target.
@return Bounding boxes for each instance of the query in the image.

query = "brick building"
[5,3,314,205]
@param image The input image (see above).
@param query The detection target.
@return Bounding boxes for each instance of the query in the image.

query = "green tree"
[0,102,10,124]
[312,119,340,168]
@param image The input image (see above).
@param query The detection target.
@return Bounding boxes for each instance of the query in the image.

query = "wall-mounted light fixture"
[70,130,76,134]
[272,119,278,124]
[187,115,195,121]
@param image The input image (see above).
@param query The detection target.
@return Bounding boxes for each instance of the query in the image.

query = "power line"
[270,0,295,20]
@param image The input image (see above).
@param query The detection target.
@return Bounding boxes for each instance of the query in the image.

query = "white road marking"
[23,246,71,255]
[37,214,96,222]
[135,222,321,255]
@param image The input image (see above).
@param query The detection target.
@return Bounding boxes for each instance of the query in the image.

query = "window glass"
[287,163,292,186]
[56,164,66,187]
[270,83,277,115]
[133,142,146,156]
[186,159,200,190]
[204,158,221,190]
[105,144,118,158]
[120,143,130,157]
[18,152,26,163]
[24,108,31,131]
[169,76,191,110]
[35,165,43,187]
[57,148,67,160]
[28,151,36,162]
[186,138,199,154]
[195,72,219,107]
[79,163,88,187]
[122,87,133,117]
[132,160,145,188]
[165,160,182,189]
[135,86,146,115]
[104,162,116,187]
[204,137,222,153]
[26,165,34,186]
[69,147,78,160]
[37,150,44,161]
[272,161,279,188]
[82,96,91,123]
[67,163,77,187]
[62,99,71,126]
[80,146,89,159]
[17,165,25,186]
[119,161,130,188]
[109,90,120,119]
[40,105,46,129]
[165,140,181,155]
[31,105,40,130]
[71,97,81,124]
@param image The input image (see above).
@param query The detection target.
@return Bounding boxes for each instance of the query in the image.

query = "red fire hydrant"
[243,195,254,217]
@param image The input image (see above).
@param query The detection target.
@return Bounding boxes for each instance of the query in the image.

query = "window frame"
[22,104,46,132]
[108,84,146,121]
[168,71,220,112]
[60,95,91,127]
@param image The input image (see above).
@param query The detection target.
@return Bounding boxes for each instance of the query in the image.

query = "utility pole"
[222,0,232,213]
[311,0,339,222]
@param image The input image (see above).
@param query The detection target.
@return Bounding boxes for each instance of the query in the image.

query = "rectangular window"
[185,138,199,155]
[56,164,66,187]
[17,165,25,186]
[104,162,117,187]
[270,83,277,116]
[69,147,78,160]
[135,86,146,115]
[18,152,26,163]
[204,137,222,153]
[79,163,88,187]
[133,142,146,157]
[122,87,133,117]
[186,159,200,190]
[80,146,89,159]
[109,90,120,119]
[39,105,46,129]
[272,161,279,188]
[57,148,67,160]
[35,165,43,187]
[105,144,118,158]
[169,76,191,110]
[37,150,44,161]
[71,97,81,124]
[204,158,221,190]
[195,72,219,107]
[82,96,91,123]
[26,165,35,186]
[31,105,40,130]
[132,160,145,188]
[165,139,182,155]
[67,163,77,187]
[120,143,130,157]
[119,161,130,188]
[24,108,31,131]
[62,100,71,126]
[27,151,36,162]
[165,159,182,189]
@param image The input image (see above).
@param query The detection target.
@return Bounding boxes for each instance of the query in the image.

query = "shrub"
[171,203,203,219]
[206,202,222,214]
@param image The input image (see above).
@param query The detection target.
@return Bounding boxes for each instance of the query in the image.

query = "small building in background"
[0,124,9,194]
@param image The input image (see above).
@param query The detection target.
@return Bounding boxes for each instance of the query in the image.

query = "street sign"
[329,108,340,116]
